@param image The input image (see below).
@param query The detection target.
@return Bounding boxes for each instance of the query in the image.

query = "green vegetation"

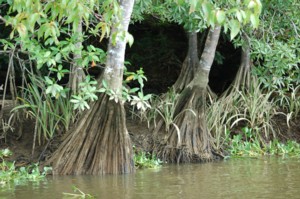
[0,149,51,186]
[0,0,299,177]
[226,127,300,158]
[13,75,75,144]
[63,186,95,199]
[134,147,162,169]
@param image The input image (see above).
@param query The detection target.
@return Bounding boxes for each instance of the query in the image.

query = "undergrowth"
[142,76,300,159]
[0,148,51,187]
[225,127,300,158]
[133,147,162,169]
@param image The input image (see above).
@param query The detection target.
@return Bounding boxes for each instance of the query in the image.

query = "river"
[1,157,300,198]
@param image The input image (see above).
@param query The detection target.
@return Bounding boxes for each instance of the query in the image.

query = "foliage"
[137,88,187,137]
[273,85,300,121]
[134,147,162,169]
[149,89,182,132]
[132,0,153,22]
[70,75,99,111]
[218,0,300,158]
[226,127,264,157]
[0,0,110,110]
[12,75,75,144]
[247,0,300,114]
[226,127,300,158]
[125,68,152,111]
[207,77,278,152]
[0,149,51,186]
[151,0,262,40]
[63,186,95,199]
[98,67,152,112]
[252,39,300,91]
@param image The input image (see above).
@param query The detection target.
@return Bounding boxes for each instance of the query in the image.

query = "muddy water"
[2,158,300,199]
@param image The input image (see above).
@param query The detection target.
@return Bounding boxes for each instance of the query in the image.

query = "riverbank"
[1,101,300,167]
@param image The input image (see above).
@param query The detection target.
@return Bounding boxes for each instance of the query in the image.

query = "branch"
[0,15,7,24]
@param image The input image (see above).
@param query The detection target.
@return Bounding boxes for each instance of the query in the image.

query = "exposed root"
[46,93,134,175]
[173,56,197,93]
[153,86,213,163]
[173,32,199,93]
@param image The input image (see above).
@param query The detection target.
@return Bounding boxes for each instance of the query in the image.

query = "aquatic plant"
[0,148,51,186]
[63,186,95,199]
[134,147,162,169]
[226,127,300,158]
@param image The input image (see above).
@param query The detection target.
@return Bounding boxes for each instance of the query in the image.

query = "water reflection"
[1,158,300,199]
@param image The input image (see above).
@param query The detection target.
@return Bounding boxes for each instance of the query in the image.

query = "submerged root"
[46,93,134,175]
[153,86,213,163]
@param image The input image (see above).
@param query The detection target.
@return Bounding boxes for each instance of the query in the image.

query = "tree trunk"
[153,26,221,163]
[47,0,135,175]
[233,33,251,89]
[173,31,199,93]
[221,33,251,96]
[48,93,133,174]
[68,19,86,94]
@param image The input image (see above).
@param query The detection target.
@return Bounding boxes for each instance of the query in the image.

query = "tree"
[48,0,136,174]
[154,26,221,162]
[68,19,86,94]
[250,0,300,91]
[172,31,199,93]
[1,0,136,174]
[152,0,262,162]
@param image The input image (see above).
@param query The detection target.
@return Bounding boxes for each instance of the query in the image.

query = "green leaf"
[99,88,106,93]
[55,53,61,62]
[129,87,139,93]
[57,73,62,80]
[1,148,12,157]
[235,11,243,22]
[16,23,27,38]
[28,13,40,32]
[143,94,152,101]
[44,76,53,85]
[216,10,225,24]
[102,80,108,88]
[229,19,240,40]
[44,51,51,58]
[189,0,198,13]
[248,0,256,9]
[201,1,213,20]
[250,14,259,29]
[126,32,134,47]
[138,91,143,99]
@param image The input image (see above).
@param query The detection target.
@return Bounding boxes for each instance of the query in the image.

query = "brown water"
[1,158,300,199]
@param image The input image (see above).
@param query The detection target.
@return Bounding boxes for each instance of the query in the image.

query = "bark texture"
[173,32,199,93]
[233,33,251,88]
[48,93,134,175]
[104,0,134,93]
[222,33,251,96]
[154,85,211,163]
[69,19,86,94]
[153,26,221,163]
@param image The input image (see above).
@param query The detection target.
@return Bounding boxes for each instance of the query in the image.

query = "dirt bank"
[1,102,300,167]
